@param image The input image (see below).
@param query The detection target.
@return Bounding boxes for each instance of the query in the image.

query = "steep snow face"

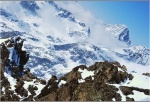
[0,1,149,79]
[105,24,131,45]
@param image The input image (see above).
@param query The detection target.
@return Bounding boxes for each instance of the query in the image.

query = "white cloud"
[55,1,127,50]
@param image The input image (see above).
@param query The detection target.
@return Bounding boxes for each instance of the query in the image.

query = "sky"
[80,1,149,48]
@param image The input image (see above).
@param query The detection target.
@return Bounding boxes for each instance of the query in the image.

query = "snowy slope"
[0,1,149,80]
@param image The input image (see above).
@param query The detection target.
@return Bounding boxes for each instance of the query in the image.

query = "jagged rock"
[28,85,36,96]
[1,64,5,79]
[15,84,28,97]
[5,40,14,47]
[111,61,122,68]
[57,84,72,101]
[1,59,149,101]
[120,86,150,96]
[119,86,134,95]
[37,75,58,99]
[23,74,28,80]
[72,65,86,72]
[126,97,135,101]
[22,74,33,81]
[72,81,120,101]
[23,95,34,101]
[64,71,81,83]
[15,82,22,89]
[38,91,57,101]
[119,71,128,82]
[40,79,46,85]
[129,87,150,95]
[0,43,9,63]
[128,74,134,80]
[2,36,29,77]
[121,65,127,71]
[36,61,130,101]
[92,62,128,84]
[85,76,92,82]
[89,62,102,71]
[2,88,20,101]
[27,72,35,79]
[17,78,24,85]
[1,78,10,87]
[142,73,150,77]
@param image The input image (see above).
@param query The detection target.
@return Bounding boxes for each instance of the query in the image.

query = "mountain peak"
[105,24,131,45]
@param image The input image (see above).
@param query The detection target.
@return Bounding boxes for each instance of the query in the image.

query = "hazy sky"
[80,1,149,48]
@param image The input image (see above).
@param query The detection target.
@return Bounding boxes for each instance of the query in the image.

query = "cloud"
[55,1,127,49]
[3,1,127,49]
[55,1,95,26]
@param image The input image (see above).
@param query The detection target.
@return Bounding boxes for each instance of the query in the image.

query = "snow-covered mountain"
[104,24,131,45]
[0,1,150,101]
[0,1,149,79]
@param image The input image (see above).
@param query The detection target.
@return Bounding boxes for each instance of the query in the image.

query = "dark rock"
[119,71,128,82]
[0,43,9,63]
[115,93,122,101]
[142,73,150,77]
[34,86,38,90]
[40,79,46,85]
[27,72,35,79]
[1,78,10,87]
[38,91,57,101]
[37,76,58,99]
[126,97,135,101]
[72,65,86,72]
[128,74,134,80]
[23,74,33,81]
[129,87,150,95]
[119,86,134,95]
[121,65,127,71]
[120,86,150,96]
[2,37,29,77]
[23,95,34,101]
[85,76,92,82]
[111,61,122,68]
[28,85,36,96]
[2,59,149,101]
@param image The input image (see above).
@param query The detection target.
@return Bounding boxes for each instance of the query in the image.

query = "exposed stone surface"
[40,79,47,85]
[120,86,150,96]
[34,61,136,101]
[126,97,135,101]
[142,73,150,77]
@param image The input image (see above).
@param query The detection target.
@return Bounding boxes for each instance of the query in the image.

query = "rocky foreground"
[0,38,150,101]
[1,61,150,101]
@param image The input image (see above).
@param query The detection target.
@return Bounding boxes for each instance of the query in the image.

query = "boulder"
[119,86,134,95]
[128,74,134,80]
[121,65,127,71]
[126,97,135,101]
[120,86,150,96]
[142,73,150,77]
[27,72,35,79]
[40,79,46,85]
[28,85,36,96]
